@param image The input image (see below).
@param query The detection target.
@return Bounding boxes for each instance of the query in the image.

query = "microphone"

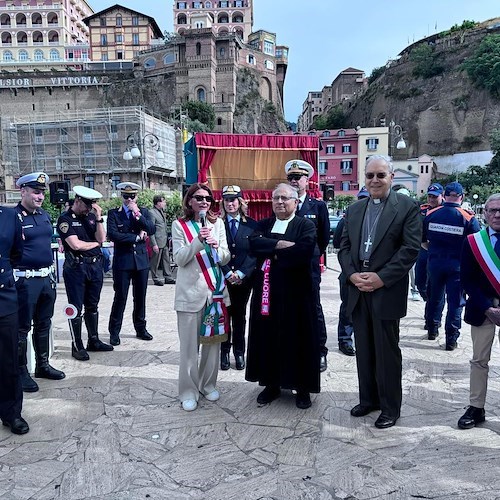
[199,210,206,227]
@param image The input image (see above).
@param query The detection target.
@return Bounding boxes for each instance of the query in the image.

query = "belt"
[72,255,102,264]
[15,265,54,278]
[360,259,370,268]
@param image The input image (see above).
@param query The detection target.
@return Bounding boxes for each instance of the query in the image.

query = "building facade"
[356,126,389,187]
[0,0,93,70]
[173,0,253,41]
[298,91,323,132]
[84,5,163,62]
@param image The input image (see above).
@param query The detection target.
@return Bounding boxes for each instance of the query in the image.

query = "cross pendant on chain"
[364,235,373,253]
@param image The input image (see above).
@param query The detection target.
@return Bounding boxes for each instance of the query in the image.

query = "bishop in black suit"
[339,156,421,428]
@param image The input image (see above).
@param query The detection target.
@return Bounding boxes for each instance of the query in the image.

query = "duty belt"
[15,265,55,278]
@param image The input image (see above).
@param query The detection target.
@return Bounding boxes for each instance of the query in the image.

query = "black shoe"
[427,330,438,340]
[446,341,458,351]
[375,414,398,429]
[339,344,356,356]
[220,351,230,370]
[110,335,121,346]
[257,386,281,405]
[296,391,312,409]
[235,354,245,370]
[350,404,379,417]
[2,417,29,435]
[153,280,164,286]
[136,330,153,341]
[72,345,90,361]
[458,406,485,429]
[319,355,327,372]
[165,277,176,285]
[20,368,39,392]
[34,364,66,380]
[87,338,114,352]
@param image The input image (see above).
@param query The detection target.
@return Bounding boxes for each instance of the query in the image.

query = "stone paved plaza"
[2,255,500,500]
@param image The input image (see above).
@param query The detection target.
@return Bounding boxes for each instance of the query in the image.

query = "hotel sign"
[0,75,109,88]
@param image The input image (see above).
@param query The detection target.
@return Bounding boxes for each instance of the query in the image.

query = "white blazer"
[172,217,230,312]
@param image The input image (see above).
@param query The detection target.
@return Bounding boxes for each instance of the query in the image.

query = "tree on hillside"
[410,44,444,78]
[311,105,346,131]
[183,100,216,131]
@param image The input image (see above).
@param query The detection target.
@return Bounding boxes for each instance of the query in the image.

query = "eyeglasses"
[224,197,237,202]
[287,174,306,181]
[485,208,500,215]
[122,193,136,200]
[192,195,214,203]
[272,195,296,202]
[365,172,389,179]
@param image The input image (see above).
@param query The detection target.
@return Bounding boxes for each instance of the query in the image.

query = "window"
[264,60,274,70]
[342,181,350,191]
[109,124,118,139]
[234,0,243,6]
[84,176,95,189]
[196,42,201,55]
[101,53,108,61]
[111,175,121,189]
[196,87,206,102]
[193,1,202,7]
[49,49,60,60]
[205,1,212,7]
[101,34,107,46]
[219,47,225,57]
[83,126,92,141]
[420,165,424,174]
[366,138,378,150]
[116,34,123,43]
[217,117,222,126]
[342,144,351,153]
[60,128,68,142]
[263,40,274,55]
[19,49,28,61]
[164,53,175,64]
[116,15,122,26]
[247,54,255,65]
[338,129,345,137]
[117,51,123,60]
[326,145,335,154]
[319,161,327,174]
[322,131,330,137]
[34,49,43,61]
[132,16,139,26]
[177,2,187,7]
[144,57,156,69]
[425,165,429,174]
[132,33,139,45]
[341,160,352,173]
[220,1,229,6]
[100,17,106,27]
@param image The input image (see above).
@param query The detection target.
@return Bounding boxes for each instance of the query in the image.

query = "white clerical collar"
[271,213,295,234]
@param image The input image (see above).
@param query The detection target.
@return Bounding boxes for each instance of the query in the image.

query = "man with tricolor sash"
[458,193,500,429]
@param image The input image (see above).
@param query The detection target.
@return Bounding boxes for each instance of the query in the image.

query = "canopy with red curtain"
[195,133,321,220]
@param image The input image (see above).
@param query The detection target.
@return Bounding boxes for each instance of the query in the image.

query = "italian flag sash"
[467,229,500,297]
[178,218,228,344]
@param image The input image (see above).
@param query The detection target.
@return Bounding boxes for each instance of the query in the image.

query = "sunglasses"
[122,193,136,200]
[287,174,306,181]
[365,172,389,179]
[224,196,237,202]
[192,195,214,203]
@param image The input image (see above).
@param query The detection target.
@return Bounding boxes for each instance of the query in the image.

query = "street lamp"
[472,193,479,214]
[389,120,407,158]
[122,131,166,188]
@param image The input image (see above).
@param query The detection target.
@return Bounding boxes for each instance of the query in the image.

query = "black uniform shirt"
[13,203,53,269]
[57,209,101,257]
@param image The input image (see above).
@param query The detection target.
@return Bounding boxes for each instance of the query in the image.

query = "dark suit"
[0,207,24,422]
[107,206,156,336]
[297,195,330,356]
[220,216,257,356]
[339,191,421,418]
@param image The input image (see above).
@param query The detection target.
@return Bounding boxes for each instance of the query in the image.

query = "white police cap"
[74,185,102,203]
[16,172,49,189]
[284,159,314,179]
[116,181,141,193]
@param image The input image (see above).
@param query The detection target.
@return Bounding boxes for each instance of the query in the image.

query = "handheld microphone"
[199,210,207,227]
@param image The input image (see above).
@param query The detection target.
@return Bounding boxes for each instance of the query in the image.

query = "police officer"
[57,186,113,361]
[13,172,65,392]
[423,182,481,350]
[286,159,330,371]
[0,205,29,435]
[107,182,156,346]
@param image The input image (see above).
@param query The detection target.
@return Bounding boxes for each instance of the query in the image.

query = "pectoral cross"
[364,235,373,253]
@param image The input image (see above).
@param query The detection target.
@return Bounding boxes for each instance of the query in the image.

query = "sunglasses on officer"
[287,174,306,181]
[365,172,389,179]
[122,193,136,200]
[77,196,93,208]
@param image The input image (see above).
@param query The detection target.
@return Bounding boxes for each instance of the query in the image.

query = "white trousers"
[470,318,498,408]
[177,309,219,402]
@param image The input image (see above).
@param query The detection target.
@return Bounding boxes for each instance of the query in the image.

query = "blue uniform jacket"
[107,206,156,271]
[461,233,500,327]
[297,195,330,256]
[0,207,23,317]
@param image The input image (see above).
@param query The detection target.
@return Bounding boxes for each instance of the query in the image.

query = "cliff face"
[344,23,500,158]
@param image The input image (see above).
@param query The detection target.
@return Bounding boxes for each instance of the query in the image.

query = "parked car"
[328,216,342,252]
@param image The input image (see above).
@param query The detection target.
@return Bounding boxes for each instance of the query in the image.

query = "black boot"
[33,329,65,380]
[18,340,39,392]
[85,312,114,352]
[69,317,89,361]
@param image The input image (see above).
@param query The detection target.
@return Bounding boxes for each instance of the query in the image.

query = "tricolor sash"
[467,229,500,297]
[178,218,228,344]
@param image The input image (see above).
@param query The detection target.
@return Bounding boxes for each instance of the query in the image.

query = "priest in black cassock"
[246,183,320,409]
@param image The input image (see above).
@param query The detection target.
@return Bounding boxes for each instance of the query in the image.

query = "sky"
[91,1,500,122]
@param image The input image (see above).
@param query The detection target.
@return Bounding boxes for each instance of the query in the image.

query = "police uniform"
[57,186,113,361]
[13,172,65,393]
[286,160,330,370]
[219,185,257,371]
[107,182,156,345]
[0,205,29,434]
[423,182,481,348]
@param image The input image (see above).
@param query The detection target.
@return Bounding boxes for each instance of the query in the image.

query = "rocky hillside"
[344,18,500,158]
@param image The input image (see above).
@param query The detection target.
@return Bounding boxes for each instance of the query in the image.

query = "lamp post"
[122,131,165,189]
[472,193,479,214]
[389,120,407,158]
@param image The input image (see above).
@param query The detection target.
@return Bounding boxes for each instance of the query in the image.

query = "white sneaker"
[182,399,197,412]
[204,390,220,402]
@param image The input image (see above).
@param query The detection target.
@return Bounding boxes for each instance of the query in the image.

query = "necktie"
[230,219,237,239]
[494,233,500,259]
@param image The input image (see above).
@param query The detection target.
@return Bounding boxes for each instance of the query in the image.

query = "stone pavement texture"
[2,255,500,500]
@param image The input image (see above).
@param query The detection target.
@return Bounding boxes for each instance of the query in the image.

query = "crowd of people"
[1,157,498,435]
